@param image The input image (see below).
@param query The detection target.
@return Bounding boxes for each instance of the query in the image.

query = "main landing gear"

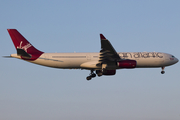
[161,67,165,74]
[86,70,96,80]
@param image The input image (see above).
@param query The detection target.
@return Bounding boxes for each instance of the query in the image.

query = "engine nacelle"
[117,60,136,68]
[96,69,116,76]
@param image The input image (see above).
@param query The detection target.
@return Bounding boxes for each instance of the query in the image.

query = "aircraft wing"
[99,34,121,64]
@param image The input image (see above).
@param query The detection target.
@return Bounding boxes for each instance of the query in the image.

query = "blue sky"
[1,0,180,120]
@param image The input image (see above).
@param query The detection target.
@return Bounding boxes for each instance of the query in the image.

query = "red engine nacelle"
[117,60,137,68]
[96,70,116,76]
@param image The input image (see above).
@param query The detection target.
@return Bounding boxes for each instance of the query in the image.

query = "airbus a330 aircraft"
[7,29,178,80]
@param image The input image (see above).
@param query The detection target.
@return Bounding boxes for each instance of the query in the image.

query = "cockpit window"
[172,55,175,58]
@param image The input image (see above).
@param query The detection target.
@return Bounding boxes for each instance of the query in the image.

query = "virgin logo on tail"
[17,41,32,52]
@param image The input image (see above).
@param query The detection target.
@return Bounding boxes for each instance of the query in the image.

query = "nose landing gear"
[86,70,96,80]
[161,67,165,74]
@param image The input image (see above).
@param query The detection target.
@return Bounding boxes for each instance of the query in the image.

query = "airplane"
[6,29,178,80]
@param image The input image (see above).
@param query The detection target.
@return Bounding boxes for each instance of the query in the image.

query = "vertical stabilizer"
[7,29,43,60]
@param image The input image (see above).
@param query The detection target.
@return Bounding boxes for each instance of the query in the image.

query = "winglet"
[100,34,107,40]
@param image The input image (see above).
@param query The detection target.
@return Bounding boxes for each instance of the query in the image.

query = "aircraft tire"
[91,73,96,78]
[86,76,92,80]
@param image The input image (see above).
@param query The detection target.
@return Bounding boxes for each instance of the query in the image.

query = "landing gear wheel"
[161,67,165,74]
[91,73,96,78]
[161,71,165,74]
[86,76,92,80]
[86,69,96,80]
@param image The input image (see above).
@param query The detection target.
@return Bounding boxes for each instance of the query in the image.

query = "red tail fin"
[7,29,43,55]
[7,29,43,60]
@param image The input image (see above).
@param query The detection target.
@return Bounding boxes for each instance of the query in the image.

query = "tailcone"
[10,54,21,59]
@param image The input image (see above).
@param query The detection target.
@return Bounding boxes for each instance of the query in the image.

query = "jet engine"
[117,60,136,68]
[96,69,116,76]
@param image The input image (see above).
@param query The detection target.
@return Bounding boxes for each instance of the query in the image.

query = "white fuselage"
[11,52,178,70]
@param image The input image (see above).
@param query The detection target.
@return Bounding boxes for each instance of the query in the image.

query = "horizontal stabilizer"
[17,48,31,58]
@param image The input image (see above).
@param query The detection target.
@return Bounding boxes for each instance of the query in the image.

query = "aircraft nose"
[168,55,178,65]
[175,57,179,63]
